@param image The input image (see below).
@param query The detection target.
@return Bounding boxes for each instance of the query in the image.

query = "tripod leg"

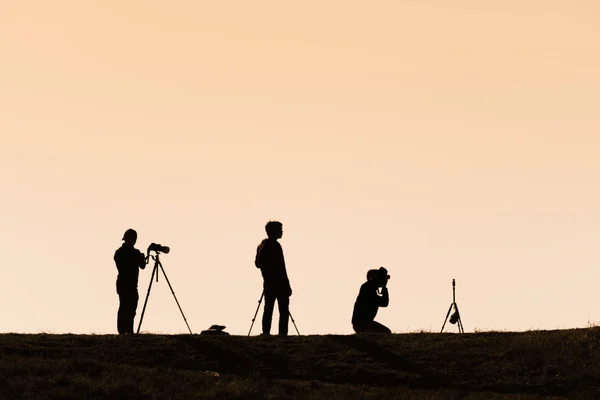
[248,291,264,336]
[454,304,465,333]
[158,263,193,334]
[136,264,158,334]
[289,311,301,336]
[440,303,453,333]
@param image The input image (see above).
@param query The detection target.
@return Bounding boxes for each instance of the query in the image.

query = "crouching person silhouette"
[352,267,391,334]
[255,221,292,336]
[114,229,147,334]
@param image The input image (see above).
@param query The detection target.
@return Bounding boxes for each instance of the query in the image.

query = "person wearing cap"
[351,267,391,334]
[114,229,147,334]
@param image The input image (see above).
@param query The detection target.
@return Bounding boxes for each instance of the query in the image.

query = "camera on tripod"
[138,241,191,334]
[147,243,170,254]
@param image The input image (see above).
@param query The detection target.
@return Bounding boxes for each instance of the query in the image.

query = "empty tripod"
[440,279,464,333]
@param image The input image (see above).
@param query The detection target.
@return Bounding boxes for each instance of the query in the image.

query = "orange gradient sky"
[1,1,599,334]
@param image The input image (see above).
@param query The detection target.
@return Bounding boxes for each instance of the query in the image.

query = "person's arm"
[255,246,261,268]
[278,243,292,296]
[285,278,292,296]
[379,287,389,307]
[114,250,122,272]
[138,250,146,269]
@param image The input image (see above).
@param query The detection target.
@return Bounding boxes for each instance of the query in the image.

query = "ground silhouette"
[0,328,599,399]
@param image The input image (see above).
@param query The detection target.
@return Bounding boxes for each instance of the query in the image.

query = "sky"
[0,1,599,335]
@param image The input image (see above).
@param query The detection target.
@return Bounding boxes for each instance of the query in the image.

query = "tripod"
[248,291,301,336]
[137,251,192,334]
[440,279,465,333]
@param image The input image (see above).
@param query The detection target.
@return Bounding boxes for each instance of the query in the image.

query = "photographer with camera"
[351,267,391,334]
[114,229,147,334]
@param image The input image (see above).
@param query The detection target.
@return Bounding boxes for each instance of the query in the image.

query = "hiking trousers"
[262,291,290,336]
[117,282,139,334]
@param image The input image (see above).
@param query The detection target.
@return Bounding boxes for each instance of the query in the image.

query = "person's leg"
[117,292,126,334]
[353,320,391,334]
[127,291,139,334]
[352,322,366,333]
[370,321,391,333]
[119,290,138,334]
[117,282,129,334]
[277,294,290,336]
[262,294,276,335]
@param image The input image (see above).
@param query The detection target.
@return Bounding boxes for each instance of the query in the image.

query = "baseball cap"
[122,228,137,240]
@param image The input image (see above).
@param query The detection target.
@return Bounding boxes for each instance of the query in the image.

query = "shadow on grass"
[330,335,449,389]
[174,336,291,378]
[330,334,578,397]
[175,336,253,373]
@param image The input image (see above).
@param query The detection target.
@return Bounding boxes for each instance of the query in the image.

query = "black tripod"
[440,279,465,333]
[248,291,301,336]
[137,251,192,334]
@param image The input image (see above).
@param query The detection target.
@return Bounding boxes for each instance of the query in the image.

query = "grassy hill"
[1,329,599,399]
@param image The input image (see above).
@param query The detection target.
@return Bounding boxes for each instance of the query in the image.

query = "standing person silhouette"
[352,267,392,333]
[255,221,292,336]
[114,229,147,334]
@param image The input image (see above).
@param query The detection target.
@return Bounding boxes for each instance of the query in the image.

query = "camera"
[378,267,391,280]
[148,243,170,254]
[450,310,460,325]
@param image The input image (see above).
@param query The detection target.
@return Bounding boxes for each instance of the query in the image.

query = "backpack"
[200,325,230,336]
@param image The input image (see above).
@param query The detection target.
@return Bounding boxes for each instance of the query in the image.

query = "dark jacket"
[255,238,291,294]
[352,280,389,324]
[114,245,146,290]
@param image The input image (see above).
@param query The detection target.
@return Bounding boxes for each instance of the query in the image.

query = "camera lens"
[148,243,170,254]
